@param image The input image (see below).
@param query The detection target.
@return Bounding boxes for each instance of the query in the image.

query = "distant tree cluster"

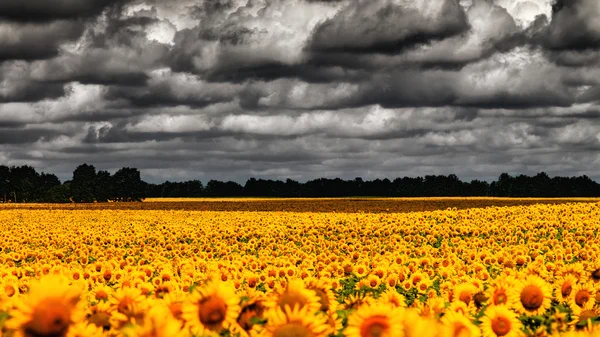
[0,164,144,203]
[146,173,600,198]
[1,164,600,203]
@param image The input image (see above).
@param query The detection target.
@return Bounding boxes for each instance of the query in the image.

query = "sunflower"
[182,279,240,336]
[266,279,321,314]
[87,300,113,330]
[5,275,85,337]
[378,288,406,308]
[440,310,480,337]
[485,278,517,308]
[514,275,552,316]
[568,282,596,316]
[91,284,113,303]
[555,275,578,303]
[344,304,403,337]
[355,264,369,278]
[262,305,329,337]
[305,278,338,313]
[447,300,471,317]
[109,286,147,329]
[480,305,522,337]
[453,282,479,307]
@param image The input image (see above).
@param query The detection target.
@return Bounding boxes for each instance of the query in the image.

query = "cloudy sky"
[1,0,600,183]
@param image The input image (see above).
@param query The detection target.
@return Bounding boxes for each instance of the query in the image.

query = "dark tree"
[95,170,113,202]
[111,167,145,201]
[0,165,9,202]
[8,165,40,202]
[71,164,98,203]
[47,184,71,203]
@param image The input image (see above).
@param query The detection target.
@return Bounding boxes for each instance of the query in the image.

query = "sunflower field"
[1,200,600,337]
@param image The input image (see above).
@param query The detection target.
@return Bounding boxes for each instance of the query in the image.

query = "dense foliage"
[1,164,600,202]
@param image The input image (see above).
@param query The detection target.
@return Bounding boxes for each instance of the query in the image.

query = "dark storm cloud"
[308,0,469,54]
[2,0,600,182]
[0,21,85,61]
[0,0,122,22]
[0,128,63,144]
[542,0,600,51]
[531,0,600,67]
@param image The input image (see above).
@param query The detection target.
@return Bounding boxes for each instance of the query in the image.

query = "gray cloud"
[1,0,600,183]
[309,0,470,54]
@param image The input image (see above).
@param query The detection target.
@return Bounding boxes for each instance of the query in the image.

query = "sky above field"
[1,0,600,183]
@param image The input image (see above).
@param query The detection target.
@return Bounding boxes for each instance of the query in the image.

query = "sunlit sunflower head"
[485,279,517,308]
[91,284,113,303]
[262,305,329,337]
[514,275,552,316]
[440,311,480,337]
[109,286,147,328]
[447,300,472,317]
[568,282,596,316]
[87,300,113,330]
[378,288,406,308]
[266,279,321,314]
[480,305,522,337]
[452,283,479,307]
[344,303,403,337]
[182,279,240,336]
[555,275,578,303]
[5,275,85,337]
[305,278,338,313]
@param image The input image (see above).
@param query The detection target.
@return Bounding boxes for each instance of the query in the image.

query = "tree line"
[1,164,599,203]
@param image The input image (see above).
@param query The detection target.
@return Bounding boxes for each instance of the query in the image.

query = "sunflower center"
[491,317,512,337]
[520,285,544,311]
[95,290,108,301]
[592,269,600,281]
[5,285,15,297]
[458,292,471,305]
[474,292,487,308]
[493,291,507,305]
[169,302,183,320]
[575,290,591,307]
[561,283,572,297]
[199,296,227,329]
[25,298,72,337]
[273,323,313,337]
[278,292,308,312]
[360,315,389,337]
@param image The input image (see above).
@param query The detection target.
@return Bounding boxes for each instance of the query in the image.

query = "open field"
[1,197,600,213]
[0,200,600,336]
